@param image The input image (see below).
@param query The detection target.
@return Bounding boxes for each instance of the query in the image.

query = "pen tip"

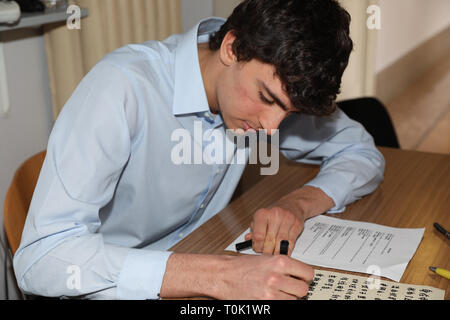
[429,266,436,272]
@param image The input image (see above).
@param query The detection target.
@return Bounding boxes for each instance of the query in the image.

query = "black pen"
[235,239,252,251]
[235,239,289,255]
[280,240,289,255]
[433,222,450,239]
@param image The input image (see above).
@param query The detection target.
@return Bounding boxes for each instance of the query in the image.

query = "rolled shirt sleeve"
[13,60,171,299]
[279,108,385,213]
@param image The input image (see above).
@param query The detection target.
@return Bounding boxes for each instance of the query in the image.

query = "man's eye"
[259,91,275,105]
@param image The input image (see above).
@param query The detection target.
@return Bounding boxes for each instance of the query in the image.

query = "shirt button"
[179,233,184,238]
[216,169,221,174]
[204,112,210,119]
[200,204,205,209]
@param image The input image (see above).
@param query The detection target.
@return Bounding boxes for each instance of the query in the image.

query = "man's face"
[215,59,297,134]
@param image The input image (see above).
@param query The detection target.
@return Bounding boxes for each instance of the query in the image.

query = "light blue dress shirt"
[13,18,385,300]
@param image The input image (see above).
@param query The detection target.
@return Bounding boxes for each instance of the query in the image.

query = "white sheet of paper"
[225,215,425,282]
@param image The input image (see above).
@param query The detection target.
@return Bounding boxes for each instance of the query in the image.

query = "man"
[13,0,384,299]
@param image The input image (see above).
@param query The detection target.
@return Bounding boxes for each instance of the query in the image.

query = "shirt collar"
[172,17,226,116]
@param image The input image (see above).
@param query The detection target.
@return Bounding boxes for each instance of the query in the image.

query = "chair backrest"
[338,97,400,149]
[3,151,46,256]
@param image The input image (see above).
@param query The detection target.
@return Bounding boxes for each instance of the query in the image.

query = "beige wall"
[376,0,450,73]
[181,0,214,32]
[339,0,378,100]
[213,0,241,17]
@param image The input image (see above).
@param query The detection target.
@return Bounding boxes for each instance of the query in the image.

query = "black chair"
[337,97,400,149]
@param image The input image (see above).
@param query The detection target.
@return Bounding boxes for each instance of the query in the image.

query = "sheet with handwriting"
[306,269,445,300]
[225,215,425,281]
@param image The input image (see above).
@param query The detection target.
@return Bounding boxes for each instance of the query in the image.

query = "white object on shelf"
[0,41,10,117]
[0,6,88,32]
[0,1,21,24]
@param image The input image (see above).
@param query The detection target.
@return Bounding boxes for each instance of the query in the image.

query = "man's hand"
[245,204,304,256]
[160,187,333,300]
[160,253,314,300]
[219,254,314,299]
[245,186,335,255]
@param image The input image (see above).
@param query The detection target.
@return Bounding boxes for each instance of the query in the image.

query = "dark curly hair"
[209,0,353,116]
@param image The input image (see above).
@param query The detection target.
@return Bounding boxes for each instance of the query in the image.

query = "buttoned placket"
[174,112,228,240]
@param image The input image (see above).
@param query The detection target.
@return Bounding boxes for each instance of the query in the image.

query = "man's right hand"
[160,253,314,300]
[217,254,314,299]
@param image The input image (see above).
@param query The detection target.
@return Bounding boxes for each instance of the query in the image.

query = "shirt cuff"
[305,171,355,213]
[117,249,173,300]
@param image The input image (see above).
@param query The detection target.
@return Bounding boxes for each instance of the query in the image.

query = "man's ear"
[219,30,237,66]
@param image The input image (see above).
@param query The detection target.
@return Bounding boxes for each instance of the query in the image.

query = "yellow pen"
[429,267,450,280]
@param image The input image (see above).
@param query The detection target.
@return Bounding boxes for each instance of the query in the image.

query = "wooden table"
[170,147,450,300]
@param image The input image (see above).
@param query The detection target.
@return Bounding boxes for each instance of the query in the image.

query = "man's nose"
[261,109,288,135]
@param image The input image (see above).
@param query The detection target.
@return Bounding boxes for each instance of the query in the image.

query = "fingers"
[252,209,287,255]
[261,275,303,300]
[263,211,282,255]
[274,211,294,254]
[251,208,304,255]
[230,254,313,299]
[251,210,269,253]
[265,256,313,299]
[277,274,310,298]
[290,261,314,283]
[287,218,303,256]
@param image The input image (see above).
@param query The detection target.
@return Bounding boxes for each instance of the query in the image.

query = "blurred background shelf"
[0,6,88,32]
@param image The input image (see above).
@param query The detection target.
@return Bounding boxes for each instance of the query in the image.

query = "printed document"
[306,269,444,300]
[225,215,425,282]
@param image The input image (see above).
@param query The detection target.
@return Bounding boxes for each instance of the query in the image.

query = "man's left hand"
[245,186,335,256]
